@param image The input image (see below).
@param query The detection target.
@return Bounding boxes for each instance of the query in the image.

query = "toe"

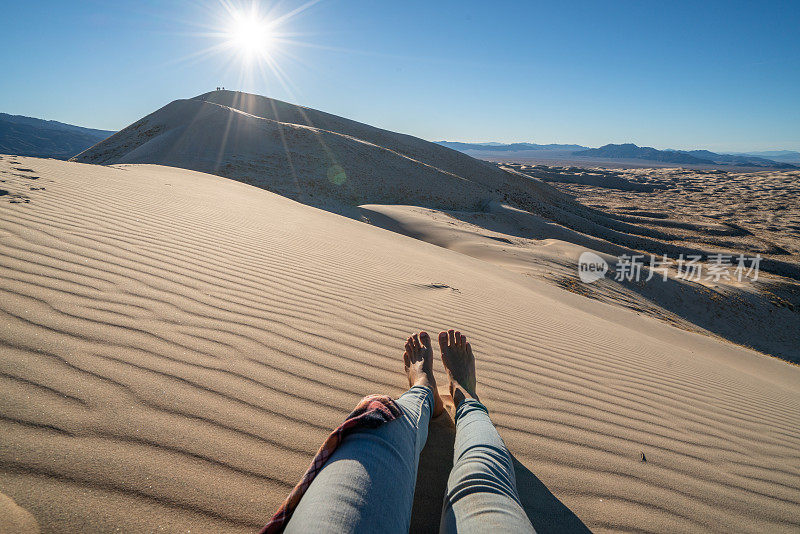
[459,333,467,348]
[438,331,448,352]
[413,333,421,351]
[466,342,473,357]
[407,337,414,354]
[448,329,456,347]
[403,351,410,368]
[420,331,431,349]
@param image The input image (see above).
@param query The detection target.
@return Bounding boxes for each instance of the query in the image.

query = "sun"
[226,10,274,58]
[179,0,322,92]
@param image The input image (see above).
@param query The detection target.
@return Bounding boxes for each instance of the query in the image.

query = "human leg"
[438,330,535,534]
[285,332,443,534]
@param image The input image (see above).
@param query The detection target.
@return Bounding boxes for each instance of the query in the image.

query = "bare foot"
[404,331,444,417]
[438,330,478,407]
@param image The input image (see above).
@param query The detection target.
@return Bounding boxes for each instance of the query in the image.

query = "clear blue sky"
[2,0,798,151]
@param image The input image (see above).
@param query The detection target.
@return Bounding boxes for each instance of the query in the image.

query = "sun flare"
[183,0,322,94]
[227,10,274,58]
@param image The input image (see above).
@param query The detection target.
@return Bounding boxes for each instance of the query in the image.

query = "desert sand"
[1,155,799,533]
[360,163,800,364]
[68,92,800,364]
[71,90,532,216]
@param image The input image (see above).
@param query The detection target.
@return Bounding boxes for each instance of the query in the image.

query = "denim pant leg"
[285,385,433,534]
[440,400,536,533]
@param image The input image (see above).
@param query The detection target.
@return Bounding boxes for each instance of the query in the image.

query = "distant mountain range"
[0,113,114,159]
[574,144,714,164]
[574,144,797,168]
[731,150,800,164]
[669,149,799,168]
[437,141,587,152]
[438,141,798,168]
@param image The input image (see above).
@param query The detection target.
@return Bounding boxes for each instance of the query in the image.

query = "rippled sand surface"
[1,157,798,533]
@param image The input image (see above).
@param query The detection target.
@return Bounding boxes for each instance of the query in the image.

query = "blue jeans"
[285,386,535,533]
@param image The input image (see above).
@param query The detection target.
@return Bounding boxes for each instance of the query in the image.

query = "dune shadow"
[512,455,591,533]
[410,411,455,533]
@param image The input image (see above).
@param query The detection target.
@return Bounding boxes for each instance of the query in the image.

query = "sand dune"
[1,156,799,532]
[71,91,556,215]
[67,91,800,364]
[506,163,800,261]
[358,202,800,363]
[72,92,800,286]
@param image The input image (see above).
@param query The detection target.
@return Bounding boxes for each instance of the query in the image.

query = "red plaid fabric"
[259,394,402,534]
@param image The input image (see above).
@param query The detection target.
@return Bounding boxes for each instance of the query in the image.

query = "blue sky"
[2,0,798,151]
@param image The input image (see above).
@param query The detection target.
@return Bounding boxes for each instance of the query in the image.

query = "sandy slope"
[358,203,800,363]
[71,91,545,215]
[1,156,799,533]
[70,92,800,285]
[67,91,800,364]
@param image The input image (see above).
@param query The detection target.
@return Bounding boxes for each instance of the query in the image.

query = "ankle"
[451,382,478,406]
[413,376,434,391]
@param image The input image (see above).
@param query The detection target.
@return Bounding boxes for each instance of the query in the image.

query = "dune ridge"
[71,91,800,287]
[1,157,799,532]
[71,91,554,214]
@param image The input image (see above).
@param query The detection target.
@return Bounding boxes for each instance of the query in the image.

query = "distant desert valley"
[1,91,799,533]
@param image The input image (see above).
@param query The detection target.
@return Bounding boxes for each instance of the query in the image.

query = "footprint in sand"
[4,191,31,203]
[425,282,460,292]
